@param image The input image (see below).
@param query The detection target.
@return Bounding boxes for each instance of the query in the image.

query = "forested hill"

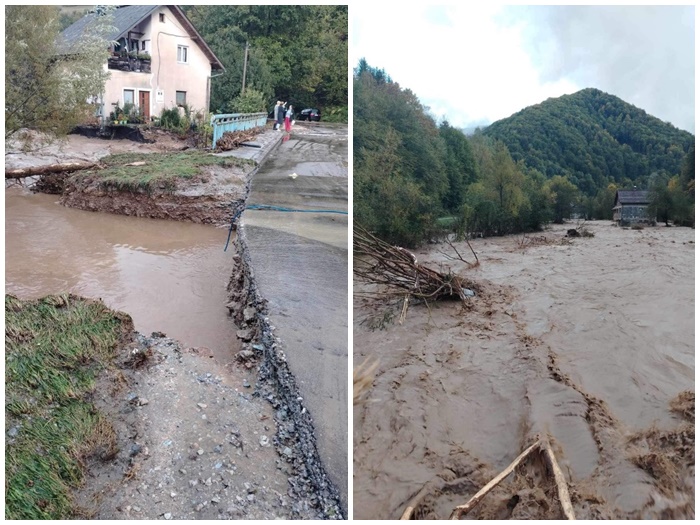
[482,88,694,195]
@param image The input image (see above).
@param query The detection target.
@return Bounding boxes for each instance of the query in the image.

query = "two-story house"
[61,5,224,124]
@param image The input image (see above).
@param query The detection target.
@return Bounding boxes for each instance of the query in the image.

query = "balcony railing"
[107,56,151,73]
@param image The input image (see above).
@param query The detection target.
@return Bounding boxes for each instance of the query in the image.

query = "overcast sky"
[351,4,695,133]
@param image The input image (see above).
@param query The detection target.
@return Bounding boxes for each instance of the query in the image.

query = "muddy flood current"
[5,186,240,362]
[354,221,694,519]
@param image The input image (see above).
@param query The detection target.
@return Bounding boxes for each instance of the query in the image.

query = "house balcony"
[107,55,151,73]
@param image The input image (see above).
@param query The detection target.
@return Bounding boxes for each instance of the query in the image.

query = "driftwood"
[541,438,576,520]
[400,436,576,520]
[5,161,98,179]
[354,225,478,302]
[215,129,259,151]
[448,439,543,520]
[400,479,443,520]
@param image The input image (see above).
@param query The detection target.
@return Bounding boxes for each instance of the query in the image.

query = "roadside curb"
[224,128,345,518]
[229,228,345,520]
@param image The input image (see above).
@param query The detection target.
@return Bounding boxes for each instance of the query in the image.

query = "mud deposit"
[353,222,694,519]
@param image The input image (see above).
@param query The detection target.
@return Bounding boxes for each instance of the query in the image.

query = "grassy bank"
[74,151,253,192]
[5,294,131,519]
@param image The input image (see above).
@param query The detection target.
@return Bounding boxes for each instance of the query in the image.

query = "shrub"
[322,105,348,123]
[229,88,266,114]
[159,107,181,129]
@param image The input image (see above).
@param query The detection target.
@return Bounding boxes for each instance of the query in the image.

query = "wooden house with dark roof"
[613,189,652,224]
[60,5,224,124]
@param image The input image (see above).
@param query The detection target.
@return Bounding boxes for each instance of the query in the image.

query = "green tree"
[183,6,347,117]
[592,183,618,220]
[230,88,267,113]
[648,173,674,225]
[679,147,695,198]
[545,175,580,223]
[439,120,477,212]
[5,6,112,138]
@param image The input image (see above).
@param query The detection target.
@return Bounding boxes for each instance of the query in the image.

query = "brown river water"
[354,221,694,519]
[5,187,240,362]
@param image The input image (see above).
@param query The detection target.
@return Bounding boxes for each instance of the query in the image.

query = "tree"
[439,120,477,212]
[545,175,580,223]
[5,6,113,139]
[648,173,674,225]
[230,88,267,113]
[182,6,347,117]
[592,183,618,220]
[679,147,695,198]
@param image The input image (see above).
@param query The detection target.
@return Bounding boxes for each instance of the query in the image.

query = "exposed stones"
[243,307,257,322]
[236,329,254,342]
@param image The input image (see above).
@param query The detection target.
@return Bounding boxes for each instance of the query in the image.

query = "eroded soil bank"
[59,162,250,225]
[353,221,694,519]
[6,129,260,226]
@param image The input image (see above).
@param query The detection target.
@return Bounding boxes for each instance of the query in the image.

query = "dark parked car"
[298,108,321,122]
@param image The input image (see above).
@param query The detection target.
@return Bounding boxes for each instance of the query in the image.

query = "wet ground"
[240,124,349,510]
[354,222,694,519]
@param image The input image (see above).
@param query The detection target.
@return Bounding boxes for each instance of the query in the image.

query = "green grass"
[5,294,130,519]
[436,216,457,228]
[73,151,253,193]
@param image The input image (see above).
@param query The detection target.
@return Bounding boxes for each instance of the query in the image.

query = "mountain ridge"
[481,87,694,195]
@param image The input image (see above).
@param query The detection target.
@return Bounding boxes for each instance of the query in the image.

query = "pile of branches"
[215,129,259,151]
[354,225,479,303]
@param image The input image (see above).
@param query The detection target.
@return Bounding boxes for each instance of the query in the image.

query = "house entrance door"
[139,91,150,121]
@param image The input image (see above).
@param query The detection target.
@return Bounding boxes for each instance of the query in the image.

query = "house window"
[176,91,187,107]
[124,89,135,105]
[159,13,165,23]
[177,45,188,64]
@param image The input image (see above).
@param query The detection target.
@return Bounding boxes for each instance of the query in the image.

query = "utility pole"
[241,41,249,95]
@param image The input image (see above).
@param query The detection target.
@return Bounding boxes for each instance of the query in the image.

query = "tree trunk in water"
[6,161,98,179]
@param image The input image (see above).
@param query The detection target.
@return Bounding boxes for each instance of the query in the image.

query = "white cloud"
[351,4,694,132]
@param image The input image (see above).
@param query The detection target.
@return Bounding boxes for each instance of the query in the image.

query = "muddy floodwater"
[6,187,240,362]
[354,221,694,519]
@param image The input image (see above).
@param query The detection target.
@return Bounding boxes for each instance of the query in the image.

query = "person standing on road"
[273,101,282,130]
[284,105,294,132]
[277,101,286,131]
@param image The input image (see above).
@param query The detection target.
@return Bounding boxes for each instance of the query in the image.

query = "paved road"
[239,125,348,511]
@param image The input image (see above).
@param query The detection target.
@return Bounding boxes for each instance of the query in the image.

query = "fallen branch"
[400,479,444,520]
[354,224,479,302]
[449,439,542,519]
[437,237,479,268]
[5,161,99,179]
[541,438,576,520]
